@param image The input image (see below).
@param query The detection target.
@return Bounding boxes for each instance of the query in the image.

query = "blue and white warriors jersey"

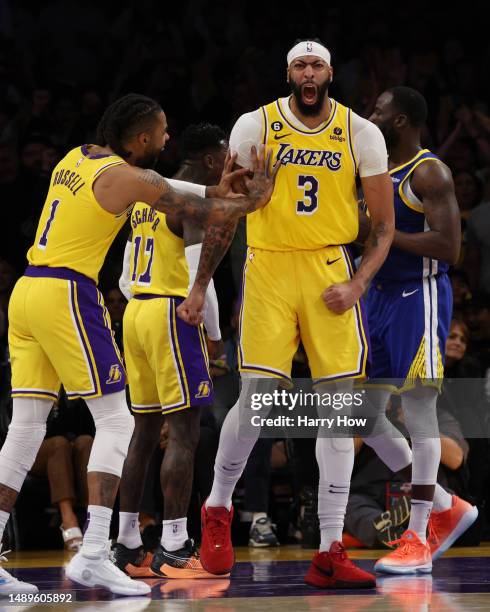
[374,149,449,283]
[367,149,452,389]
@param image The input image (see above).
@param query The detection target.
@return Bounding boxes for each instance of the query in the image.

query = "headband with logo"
[287,41,331,66]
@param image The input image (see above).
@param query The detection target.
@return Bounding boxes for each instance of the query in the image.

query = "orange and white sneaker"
[428,495,478,561]
[150,539,229,579]
[375,530,432,574]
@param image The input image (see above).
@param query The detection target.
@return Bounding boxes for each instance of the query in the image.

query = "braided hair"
[96,93,162,158]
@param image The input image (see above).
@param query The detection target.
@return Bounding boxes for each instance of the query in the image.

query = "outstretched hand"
[243,144,281,209]
[212,151,250,199]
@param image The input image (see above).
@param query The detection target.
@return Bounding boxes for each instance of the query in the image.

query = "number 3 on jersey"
[297,175,319,215]
[131,237,154,287]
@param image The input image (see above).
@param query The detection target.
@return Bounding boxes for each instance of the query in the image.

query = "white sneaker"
[0,547,38,595]
[65,543,151,596]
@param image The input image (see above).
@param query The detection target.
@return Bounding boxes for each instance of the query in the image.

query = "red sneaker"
[304,541,375,589]
[200,504,235,575]
[428,495,478,561]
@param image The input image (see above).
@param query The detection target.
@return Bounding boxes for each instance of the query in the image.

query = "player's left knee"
[331,437,354,453]
[86,391,135,476]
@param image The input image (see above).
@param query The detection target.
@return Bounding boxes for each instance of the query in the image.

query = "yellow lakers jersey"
[28,145,128,282]
[247,98,359,250]
[129,203,188,298]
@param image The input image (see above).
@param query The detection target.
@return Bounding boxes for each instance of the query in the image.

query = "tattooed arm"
[92,147,275,221]
[178,219,238,325]
[323,172,394,314]
[141,169,268,223]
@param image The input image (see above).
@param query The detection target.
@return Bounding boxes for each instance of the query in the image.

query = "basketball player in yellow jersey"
[200,40,394,589]
[113,124,229,580]
[0,94,276,596]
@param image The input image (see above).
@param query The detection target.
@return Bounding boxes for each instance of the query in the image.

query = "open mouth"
[302,83,318,104]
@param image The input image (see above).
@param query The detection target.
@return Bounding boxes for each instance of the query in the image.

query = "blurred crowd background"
[0,1,488,551]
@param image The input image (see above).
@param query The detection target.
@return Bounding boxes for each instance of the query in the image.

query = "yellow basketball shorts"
[238,246,369,382]
[123,295,213,414]
[9,266,125,401]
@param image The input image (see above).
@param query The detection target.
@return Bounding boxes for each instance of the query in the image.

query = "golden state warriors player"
[360,87,477,574]
[0,94,275,595]
[113,124,228,579]
[199,39,395,589]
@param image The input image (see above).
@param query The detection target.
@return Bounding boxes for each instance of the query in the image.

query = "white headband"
[287,41,331,66]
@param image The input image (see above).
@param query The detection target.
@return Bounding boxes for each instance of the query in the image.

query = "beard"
[289,77,331,116]
[135,149,161,169]
[378,122,399,150]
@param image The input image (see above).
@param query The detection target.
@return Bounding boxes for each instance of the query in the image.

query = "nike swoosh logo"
[273,133,292,140]
[326,257,341,266]
[402,289,419,298]
[312,562,333,577]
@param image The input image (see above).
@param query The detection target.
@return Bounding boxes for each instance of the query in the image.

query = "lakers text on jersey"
[239,99,368,381]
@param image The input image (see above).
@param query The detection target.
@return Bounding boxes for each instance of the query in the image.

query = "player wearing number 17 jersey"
[0,94,274,596]
[200,39,394,589]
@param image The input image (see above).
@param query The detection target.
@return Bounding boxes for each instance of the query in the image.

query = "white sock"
[117,512,142,549]
[432,485,453,513]
[318,481,350,551]
[207,376,277,511]
[408,499,432,543]
[206,407,257,510]
[316,434,354,553]
[161,517,188,552]
[252,512,267,525]
[0,510,9,542]
[401,387,441,486]
[81,505,113,555]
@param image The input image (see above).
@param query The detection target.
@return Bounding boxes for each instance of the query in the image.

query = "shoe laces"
[104,553,133,580]
[208,516,229,547]
[0,545,11,564]
[330,543,353,566]
[0,546,17,582]
[387,535,420,557]
[427,516,441,545]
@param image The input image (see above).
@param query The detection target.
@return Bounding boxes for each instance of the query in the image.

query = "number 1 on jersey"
[38,199,61,250]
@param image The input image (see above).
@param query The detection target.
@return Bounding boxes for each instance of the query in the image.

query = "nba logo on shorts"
[172,524,178,534]
[106,364,123,385]
[195,381,211,399]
